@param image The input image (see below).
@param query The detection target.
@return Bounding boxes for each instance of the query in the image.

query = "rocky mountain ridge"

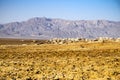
[0,17,120,39]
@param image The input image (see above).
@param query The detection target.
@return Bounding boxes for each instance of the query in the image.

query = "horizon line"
[1,17,120,24]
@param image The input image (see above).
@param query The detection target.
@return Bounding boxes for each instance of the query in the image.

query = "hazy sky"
[0,0,120,23]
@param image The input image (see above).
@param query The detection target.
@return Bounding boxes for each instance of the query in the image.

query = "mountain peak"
[27,17,52,23]
[0,17,120,39]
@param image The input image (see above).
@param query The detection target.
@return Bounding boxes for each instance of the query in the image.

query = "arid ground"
[0,39,120,80]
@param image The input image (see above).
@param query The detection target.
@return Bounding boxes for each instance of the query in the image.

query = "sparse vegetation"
[0,38,120,80]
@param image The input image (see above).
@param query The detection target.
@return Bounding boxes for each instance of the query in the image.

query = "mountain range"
[0,17,120,39]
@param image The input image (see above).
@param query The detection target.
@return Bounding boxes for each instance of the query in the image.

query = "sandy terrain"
[0,40,120,80]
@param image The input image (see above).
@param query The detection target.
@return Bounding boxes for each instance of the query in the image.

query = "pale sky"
[0,0,120,23]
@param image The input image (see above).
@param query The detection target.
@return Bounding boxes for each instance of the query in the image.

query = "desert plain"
[0,38,120,80]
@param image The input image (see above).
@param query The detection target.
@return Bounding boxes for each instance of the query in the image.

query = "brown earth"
[0,39,120,80]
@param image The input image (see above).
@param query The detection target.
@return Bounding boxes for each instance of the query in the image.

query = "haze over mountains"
[0,17,120,39]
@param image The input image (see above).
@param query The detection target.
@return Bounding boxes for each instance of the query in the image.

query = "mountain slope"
[0,17,120,39]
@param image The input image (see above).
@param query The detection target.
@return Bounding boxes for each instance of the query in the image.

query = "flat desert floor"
[0,39,120,80]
